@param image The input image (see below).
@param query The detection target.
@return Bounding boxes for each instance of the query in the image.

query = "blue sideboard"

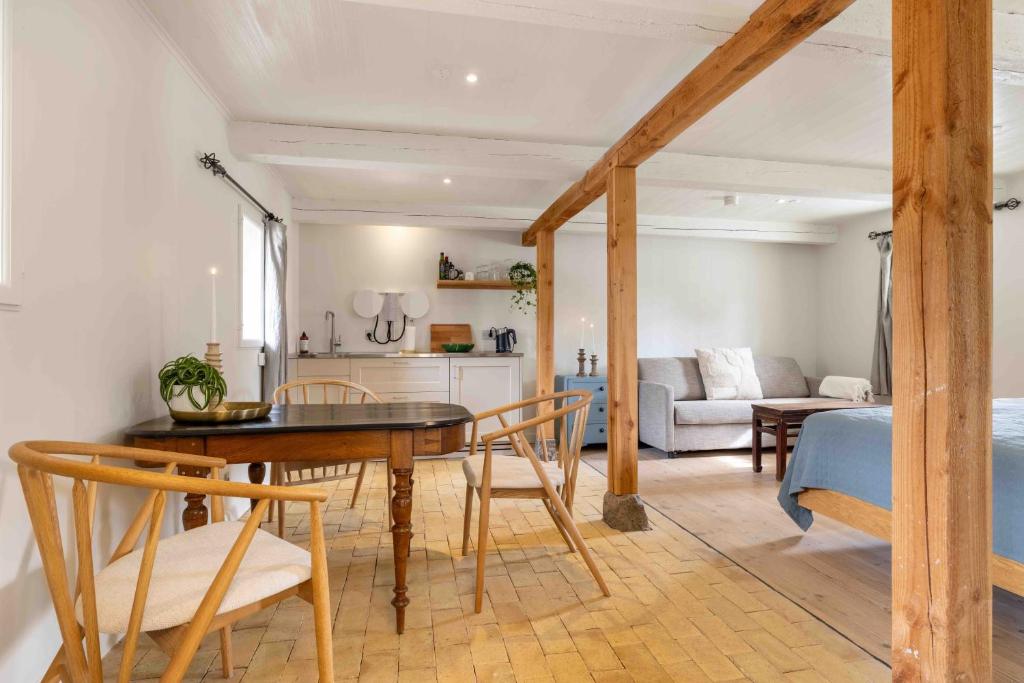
[556,375,608,446]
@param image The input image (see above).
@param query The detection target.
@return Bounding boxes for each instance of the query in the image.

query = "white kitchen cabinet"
[296,358,351,378]
[377,391,450,403]
[450,357,521,441]
[350,357,449,396]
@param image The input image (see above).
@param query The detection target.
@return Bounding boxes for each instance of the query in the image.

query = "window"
[239,206,265,347]
[0,0,14,310]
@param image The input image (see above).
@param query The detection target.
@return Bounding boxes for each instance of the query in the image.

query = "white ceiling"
[143,0,1024,236]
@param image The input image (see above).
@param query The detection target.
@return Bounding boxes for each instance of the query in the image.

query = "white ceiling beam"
[292,198,839,245]
[230,121,891,201]
[341,0,1024,85]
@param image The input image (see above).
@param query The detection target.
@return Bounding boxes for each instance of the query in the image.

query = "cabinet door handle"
[392,361,410,366]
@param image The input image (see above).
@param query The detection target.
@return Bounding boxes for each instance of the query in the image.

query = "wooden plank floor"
[103,456,890,681]
[585,447,1024,683]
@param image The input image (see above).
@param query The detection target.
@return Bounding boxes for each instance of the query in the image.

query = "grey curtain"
[262,217,288,402]
[871,233,893,395]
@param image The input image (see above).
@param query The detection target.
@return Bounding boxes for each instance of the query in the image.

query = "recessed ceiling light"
[465,73,479,84]
[443,177,452,184]
[776,198,800,204]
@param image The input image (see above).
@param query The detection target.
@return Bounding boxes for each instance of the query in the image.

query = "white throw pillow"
[695,348,764,400]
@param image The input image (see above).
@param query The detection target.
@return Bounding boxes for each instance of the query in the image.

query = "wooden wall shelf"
[436,279,514,290]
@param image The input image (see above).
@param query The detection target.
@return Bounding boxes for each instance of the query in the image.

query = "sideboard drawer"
[296,358,351,377]
[350,358,449,394]
[582,423,607,446]
[378,391,450,404]
[589,402,609,423]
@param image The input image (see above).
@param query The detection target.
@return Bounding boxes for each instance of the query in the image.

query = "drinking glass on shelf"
[501,259,515,280]
[475,265,492,281]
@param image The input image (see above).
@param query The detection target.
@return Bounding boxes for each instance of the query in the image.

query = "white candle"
[209,267,218,341]
[590,323,596,354]
[579,317,585,349]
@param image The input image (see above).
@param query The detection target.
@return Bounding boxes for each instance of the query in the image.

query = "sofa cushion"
[753,357,810,398]
[674,397,811,425]
[695,347,763,400]
[638,357,706,400]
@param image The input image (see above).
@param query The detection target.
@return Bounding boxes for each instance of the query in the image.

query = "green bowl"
[441,343,475,353]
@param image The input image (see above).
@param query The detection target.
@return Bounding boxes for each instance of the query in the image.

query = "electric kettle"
[489,327,517,353]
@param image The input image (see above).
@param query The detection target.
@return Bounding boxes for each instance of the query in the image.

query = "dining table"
[125,401,473,633]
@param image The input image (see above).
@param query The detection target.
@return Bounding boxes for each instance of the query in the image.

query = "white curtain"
[262,217,287,402]
[871,234,893,396]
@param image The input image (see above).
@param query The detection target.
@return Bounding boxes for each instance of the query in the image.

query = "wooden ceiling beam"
[521,0,857,246]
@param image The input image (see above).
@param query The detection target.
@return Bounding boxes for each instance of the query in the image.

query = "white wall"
[815,173,1024,397]
[0,1,294,679]
[299,224,822,399]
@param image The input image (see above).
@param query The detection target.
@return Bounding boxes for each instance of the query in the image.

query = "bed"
[778,399,1024,595]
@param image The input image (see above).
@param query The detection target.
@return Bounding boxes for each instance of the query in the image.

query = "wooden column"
[892,0,993,679]
[536,230,555,436]
[606,166,639,497]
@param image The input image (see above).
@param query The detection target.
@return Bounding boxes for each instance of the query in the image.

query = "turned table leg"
[248,462,267,511]
[389,430,414,634]
[752,415,763,473]
[178,465,210,530]
[775,419,788,482]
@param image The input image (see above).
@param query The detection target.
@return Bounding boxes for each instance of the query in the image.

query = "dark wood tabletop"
[126,402,474,437]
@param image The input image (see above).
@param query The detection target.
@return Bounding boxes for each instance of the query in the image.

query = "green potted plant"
[158,354,227,412]
[508,261,537,314]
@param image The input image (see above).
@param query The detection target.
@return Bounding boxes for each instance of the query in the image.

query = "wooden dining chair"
[461,390,611,612]
[10,440,334,682]
[272,379,392,537]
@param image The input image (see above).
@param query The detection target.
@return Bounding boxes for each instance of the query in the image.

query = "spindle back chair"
[10,440,334,682]
[460,390,610,612]
[272,379,391,536]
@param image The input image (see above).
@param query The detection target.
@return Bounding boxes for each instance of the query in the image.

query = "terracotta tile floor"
[104,457,889,681]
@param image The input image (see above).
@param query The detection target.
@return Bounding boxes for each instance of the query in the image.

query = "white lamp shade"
[353,289,383,318]
[400,290,429,319]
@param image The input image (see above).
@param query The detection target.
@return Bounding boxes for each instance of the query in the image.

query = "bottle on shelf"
[439,252,446,280]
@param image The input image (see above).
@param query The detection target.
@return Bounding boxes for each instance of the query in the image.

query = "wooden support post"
[604,166,648,531]
[536,230,555,441]
[892,0,993,679]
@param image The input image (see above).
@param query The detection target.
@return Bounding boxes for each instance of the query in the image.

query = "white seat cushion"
[674,397,812,425]
[78,521,312,633]
[462,455,565,489]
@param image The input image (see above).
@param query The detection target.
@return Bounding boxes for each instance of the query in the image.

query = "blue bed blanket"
[778,398,1024,563]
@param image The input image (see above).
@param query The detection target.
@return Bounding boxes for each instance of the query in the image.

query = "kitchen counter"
[289,351,523,359]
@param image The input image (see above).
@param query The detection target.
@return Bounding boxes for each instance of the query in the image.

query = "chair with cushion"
[10,440,334,681]
[272,379,391,537]
[461,390,611,612]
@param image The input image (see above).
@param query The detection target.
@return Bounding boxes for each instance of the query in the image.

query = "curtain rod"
[868,198,1020,240]
[199,152,283,224]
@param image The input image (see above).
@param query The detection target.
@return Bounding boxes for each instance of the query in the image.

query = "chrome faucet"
[324,310,337,353]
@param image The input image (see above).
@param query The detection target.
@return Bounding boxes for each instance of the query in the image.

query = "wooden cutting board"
[430,324,473,352]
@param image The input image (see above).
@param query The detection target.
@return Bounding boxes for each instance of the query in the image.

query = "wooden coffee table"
[752,399,880,481]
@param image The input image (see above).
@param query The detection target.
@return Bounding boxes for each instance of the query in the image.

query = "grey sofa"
[638,356,822,456]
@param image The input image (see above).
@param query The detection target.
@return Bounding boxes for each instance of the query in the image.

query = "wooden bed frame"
[799,489,1024,597]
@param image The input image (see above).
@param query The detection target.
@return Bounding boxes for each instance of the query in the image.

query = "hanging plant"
[158,354,227,411]
[508,261,538,314]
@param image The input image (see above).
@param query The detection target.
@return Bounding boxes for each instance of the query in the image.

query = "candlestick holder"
[204,342,223,373]
[576,348,587,377]
[589,354,599,376]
